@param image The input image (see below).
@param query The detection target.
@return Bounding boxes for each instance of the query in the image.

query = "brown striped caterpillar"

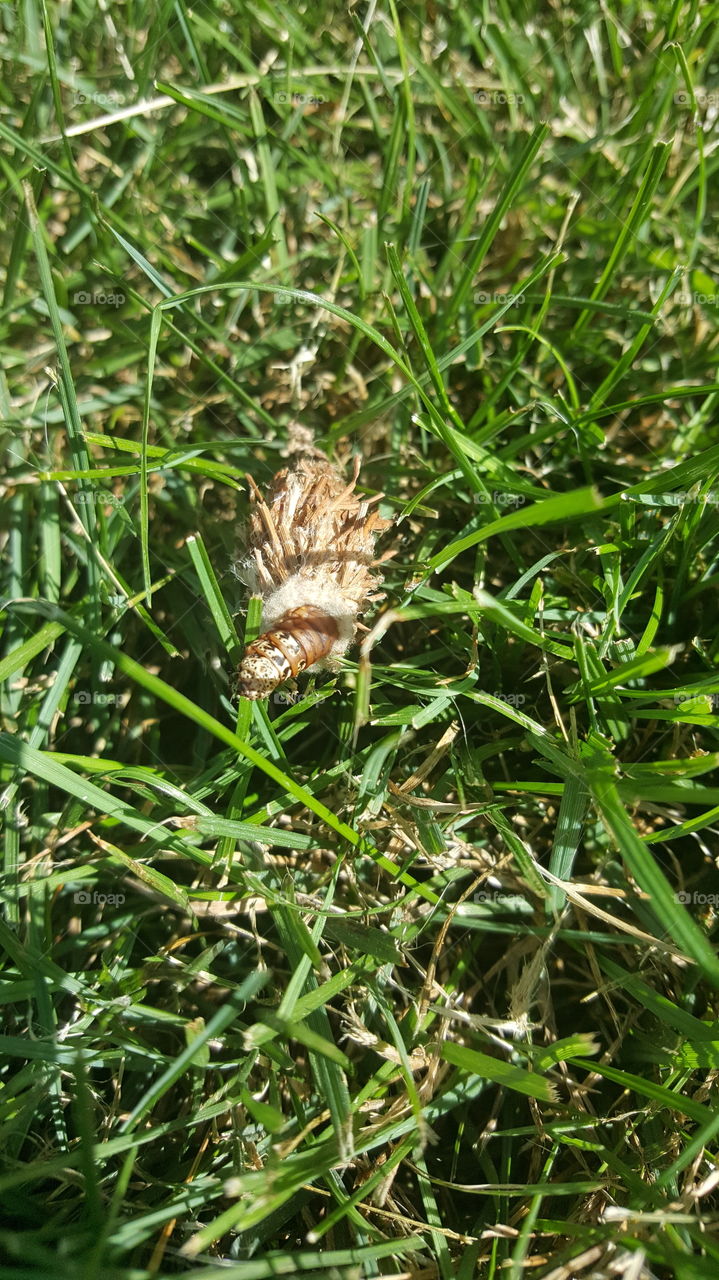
[235,449,392,701]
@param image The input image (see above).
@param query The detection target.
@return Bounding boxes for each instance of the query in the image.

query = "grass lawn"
[2,2,719,1277]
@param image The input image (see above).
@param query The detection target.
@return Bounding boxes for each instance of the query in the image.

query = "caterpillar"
[235,446,392,701]
[237,606,339,701]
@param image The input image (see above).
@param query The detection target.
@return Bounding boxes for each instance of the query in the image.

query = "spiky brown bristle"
[243,455,391,605]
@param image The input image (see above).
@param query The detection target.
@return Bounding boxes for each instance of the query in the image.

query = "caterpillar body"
[237,606,339,700]
[235,446,392,701]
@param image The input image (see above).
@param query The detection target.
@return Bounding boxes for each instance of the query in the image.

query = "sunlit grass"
[2,3,719,1278]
